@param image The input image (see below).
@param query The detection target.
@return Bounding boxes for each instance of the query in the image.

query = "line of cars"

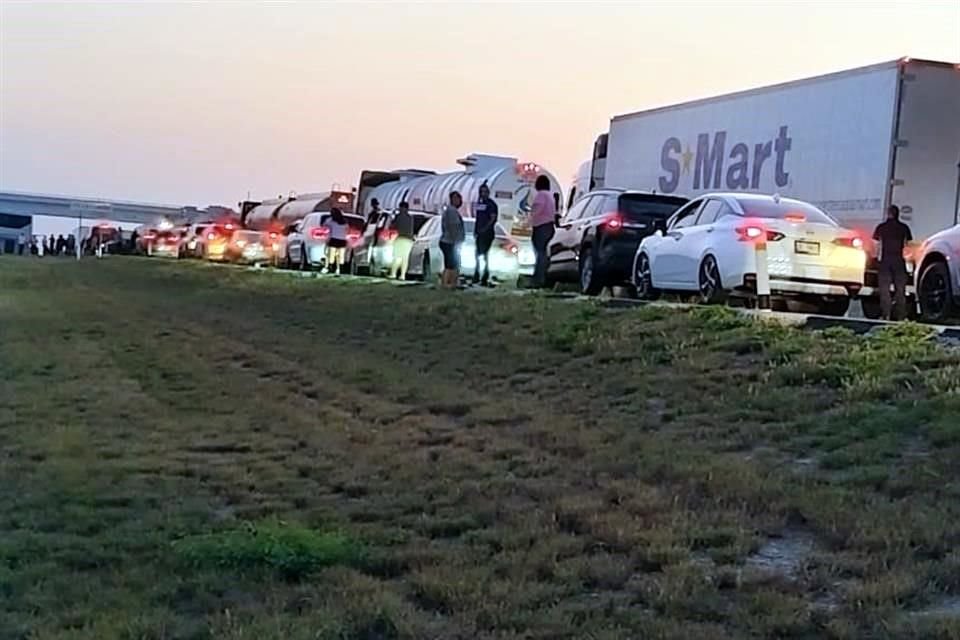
[148,207,538,284]
[144,191,960,322]
[544,187,960,321]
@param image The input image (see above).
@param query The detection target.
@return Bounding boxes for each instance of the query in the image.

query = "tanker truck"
[352,154,564,281]
[241,190,355,232]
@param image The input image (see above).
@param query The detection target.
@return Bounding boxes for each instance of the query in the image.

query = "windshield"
[619,194,688,221]
[737,199,838,226]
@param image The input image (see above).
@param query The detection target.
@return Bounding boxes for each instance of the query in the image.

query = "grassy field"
[3,256,960,640]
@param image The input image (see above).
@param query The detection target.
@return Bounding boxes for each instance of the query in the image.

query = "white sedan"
[632,193,866,316]
[406,217,531,284]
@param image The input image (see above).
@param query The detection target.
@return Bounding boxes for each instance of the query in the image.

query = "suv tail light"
[603,213,624,231]
[833,236,864,250]
[311,227,330,240]
[736,225,784,242]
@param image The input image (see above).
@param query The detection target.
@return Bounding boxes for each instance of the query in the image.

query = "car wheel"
[578,247,604,296]
[816,296,851,317]
[698,255,726,304]
[919,261,955,322]
[633,253,660,301]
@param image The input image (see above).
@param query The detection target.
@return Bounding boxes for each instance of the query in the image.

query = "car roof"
[582,188,687,199]
[700,192,812,206]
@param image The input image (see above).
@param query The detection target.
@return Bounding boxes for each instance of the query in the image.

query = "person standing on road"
[56,235,66,256]
[473,182,499,286]
[873,204,913,321]
[529,175,557,288]
[323,207,349,275]
[390,201,415,281]
[17,231,26,255]
[440,191,465,289]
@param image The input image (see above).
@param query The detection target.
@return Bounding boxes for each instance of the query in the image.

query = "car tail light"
[603,213,624,231]
[379,229,398,242]
[735,225,784,242]
[833,236,864,250]
[311,227,330,240]
[784,213,807,223]
[225,223,234,231]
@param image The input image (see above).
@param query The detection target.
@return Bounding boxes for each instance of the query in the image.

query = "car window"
[736,198,838,226]
[418,217,439,238]
[618,194,689,222]
[582,196,606,220]
[563,197,591,223]
[669,200,704,230]
[695,200,724,225]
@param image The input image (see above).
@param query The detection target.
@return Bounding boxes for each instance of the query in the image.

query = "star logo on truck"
[681,146,693,174]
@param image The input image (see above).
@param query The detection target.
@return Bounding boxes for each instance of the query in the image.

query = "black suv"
[547,189,688,294]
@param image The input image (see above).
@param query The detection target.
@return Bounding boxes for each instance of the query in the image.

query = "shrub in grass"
[172,519,364,579]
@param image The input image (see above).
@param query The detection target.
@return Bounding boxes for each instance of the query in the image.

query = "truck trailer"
[584,58,960,315]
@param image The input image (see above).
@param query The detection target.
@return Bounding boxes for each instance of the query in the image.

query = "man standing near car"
[390,201,415,281]
[872,204,913,320]
[473,182,498,286]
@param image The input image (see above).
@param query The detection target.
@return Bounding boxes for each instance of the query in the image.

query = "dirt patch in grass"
[3,256,960,638]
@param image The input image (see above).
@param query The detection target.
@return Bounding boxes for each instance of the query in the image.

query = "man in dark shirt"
[473,182,499,286]
[872,204,913,320]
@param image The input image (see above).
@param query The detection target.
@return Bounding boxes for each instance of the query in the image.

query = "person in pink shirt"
[529,175,557,288]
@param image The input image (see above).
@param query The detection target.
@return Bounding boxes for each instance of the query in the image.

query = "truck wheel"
[861,297,882,320]
[816,297,850,317]
[578,247,604,296]
[918,261,956,322]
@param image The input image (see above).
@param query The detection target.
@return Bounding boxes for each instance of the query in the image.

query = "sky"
[1,1,958,208]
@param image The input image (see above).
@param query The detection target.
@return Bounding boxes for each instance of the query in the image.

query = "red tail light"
[603,213,624,231]
[736,225,784,242]
[784,213,807,223]
[225,223,234,231]
[144,233,156,241]
[311,227,330,240]
[833,236,864,250]
[379,229,399,242]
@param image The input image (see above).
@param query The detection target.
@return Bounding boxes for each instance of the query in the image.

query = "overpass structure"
[0,190,222,252]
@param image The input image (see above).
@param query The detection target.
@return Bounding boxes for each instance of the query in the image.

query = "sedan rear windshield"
[737,199,837,226]
[619,195,688,221]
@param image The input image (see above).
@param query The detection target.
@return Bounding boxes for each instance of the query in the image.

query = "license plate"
[794,240,820,256]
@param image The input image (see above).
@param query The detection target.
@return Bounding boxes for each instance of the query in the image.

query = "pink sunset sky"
[1,1,958,207]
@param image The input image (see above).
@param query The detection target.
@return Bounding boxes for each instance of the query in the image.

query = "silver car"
[282,212,364,270]
[406,217,528,284]
[914,223,960,322]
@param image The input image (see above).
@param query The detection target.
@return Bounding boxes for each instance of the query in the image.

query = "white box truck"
[587,59,960,315]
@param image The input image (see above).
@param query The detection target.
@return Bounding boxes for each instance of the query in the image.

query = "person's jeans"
[878,261,909,320]
[474,232,494,283]
[531,223,555,288]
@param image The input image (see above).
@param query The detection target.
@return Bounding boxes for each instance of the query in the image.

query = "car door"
[673,199,724,288]
[286,222,302,263]
[654,199,704,288]
[549,196,592,274]
[409,216,438,275]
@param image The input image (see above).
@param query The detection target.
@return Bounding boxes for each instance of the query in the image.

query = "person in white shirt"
[323,207,349,275]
